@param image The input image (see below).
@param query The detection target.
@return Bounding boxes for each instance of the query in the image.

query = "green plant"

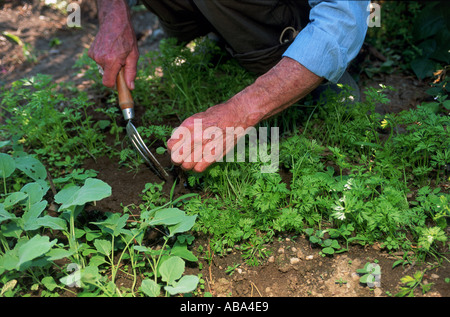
[396,270,433,297]
[303,228,344,256]
[0,75,109,173]
[409,2,450,80]
[356,262,381,287]
[135,208,199,296]
[0,151,112,296]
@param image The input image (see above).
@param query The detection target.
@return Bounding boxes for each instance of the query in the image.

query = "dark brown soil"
[1,1,448,297]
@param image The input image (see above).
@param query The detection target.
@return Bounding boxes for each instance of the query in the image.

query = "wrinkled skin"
[88,0,139,90]
[90,0,323,173]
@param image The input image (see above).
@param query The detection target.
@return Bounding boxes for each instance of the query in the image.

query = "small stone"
[290,257,301,264]
[373,288,383,297]
[351,272,360,281]
[431,274,439,279]
[278,247,285,254]
[306,255,314,260]
[268,256,275,263]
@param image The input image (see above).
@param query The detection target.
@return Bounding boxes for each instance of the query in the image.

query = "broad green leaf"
[0,204,16,224]
[94,239,112,256]
[359,273,372,284]
[159,256,185,284]
[0,153,15,179]
[84,227,102,241]
[141,279,161,297]
[0,250,19,271]
[35,216,67,231]
[411,57,435,80]
[20,182,46,207]
[17,235,57,268]
[91,213,129,237]
[3,192,28,209]
[149,208,186,226]
[412,2,445,41]
[439,99,450,111]
[41,276,58,292]
[58,178,111,210]
[168,214,197,237]
[321,247,335,255]
[80,265,101,285]
[89,255,107,267]
[45,248,74,261]
[170,241,198,262]
[164,275,199,295]
[331,240,341,249]
[0,141,11,148]
[14,155,47,181]
[54,185,80,206]
[22,200,47,230]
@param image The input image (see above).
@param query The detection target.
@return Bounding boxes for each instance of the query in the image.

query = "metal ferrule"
[122,108,134,121]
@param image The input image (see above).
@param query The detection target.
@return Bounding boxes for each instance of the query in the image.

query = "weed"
[396,270,433,297]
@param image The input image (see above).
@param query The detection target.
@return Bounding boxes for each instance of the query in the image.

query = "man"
[89,0,369,173]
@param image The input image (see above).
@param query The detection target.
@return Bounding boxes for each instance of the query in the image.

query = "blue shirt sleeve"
[283,0,370,83]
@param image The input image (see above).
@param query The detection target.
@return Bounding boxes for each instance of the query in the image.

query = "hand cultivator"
[116,68,169,180]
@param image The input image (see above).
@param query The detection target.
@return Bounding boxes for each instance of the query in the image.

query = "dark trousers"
[140,0,311,75]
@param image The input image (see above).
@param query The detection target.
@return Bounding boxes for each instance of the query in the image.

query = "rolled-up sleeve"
[283,0,370,83]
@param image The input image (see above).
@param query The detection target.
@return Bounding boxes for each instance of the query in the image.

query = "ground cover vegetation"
[0,1,448,297]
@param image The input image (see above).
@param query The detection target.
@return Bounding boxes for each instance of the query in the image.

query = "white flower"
[333,211,346,220]
[344,178,354,191]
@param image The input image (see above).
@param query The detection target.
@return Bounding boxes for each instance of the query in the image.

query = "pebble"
[306,255,314,260]
[290,257,301,265]
[278,247,285,254]
[268,256,275,263]
[430,274,439,279]
[374,288,383,297]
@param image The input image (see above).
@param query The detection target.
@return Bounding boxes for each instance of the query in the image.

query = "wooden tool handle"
[116,68,134,111]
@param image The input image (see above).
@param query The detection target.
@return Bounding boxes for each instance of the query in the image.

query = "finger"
[193,160,213,173]
[102,62,122,88]
[169,127,193,165]
[124,49,139,90]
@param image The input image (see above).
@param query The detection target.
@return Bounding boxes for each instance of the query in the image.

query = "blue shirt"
[283,0,370,83]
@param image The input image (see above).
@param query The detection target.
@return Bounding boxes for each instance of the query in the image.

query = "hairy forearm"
[230,57,323,126]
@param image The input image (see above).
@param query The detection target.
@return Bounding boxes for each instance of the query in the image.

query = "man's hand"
[167,57,323,173]
[167,101,261,173]
[88,0,139,90]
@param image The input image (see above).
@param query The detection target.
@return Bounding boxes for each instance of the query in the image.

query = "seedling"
[356,262,381,287]
[396,270,433,297]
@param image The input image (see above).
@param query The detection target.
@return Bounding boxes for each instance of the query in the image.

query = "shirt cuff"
[283,25,348,83]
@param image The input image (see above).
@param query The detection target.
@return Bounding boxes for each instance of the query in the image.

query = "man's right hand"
[88,0,139,90]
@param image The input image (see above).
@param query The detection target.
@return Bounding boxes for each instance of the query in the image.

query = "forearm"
[230,57,323,126]
[96,0,131,25]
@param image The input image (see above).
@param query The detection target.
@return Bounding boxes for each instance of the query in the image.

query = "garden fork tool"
[116,68,169,180]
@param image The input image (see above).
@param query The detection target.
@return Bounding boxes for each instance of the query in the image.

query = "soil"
[1,1,449,298]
